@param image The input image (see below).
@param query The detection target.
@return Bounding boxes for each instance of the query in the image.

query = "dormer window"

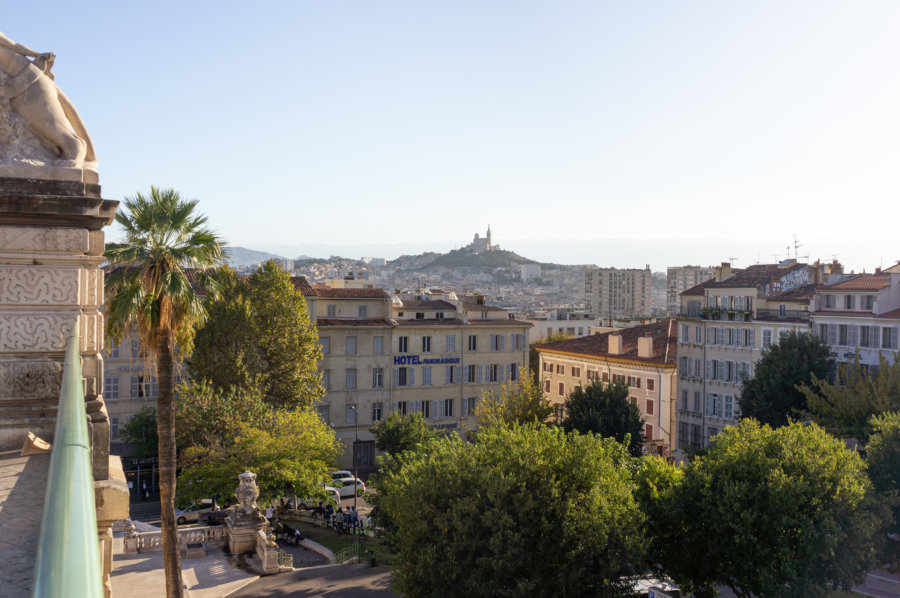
[436,312,444,320]
[416,312,425,320]
[845,295,854,310]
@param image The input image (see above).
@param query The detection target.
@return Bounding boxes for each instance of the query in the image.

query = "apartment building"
[584,266,652,322]
[810,271,900,371]
[303,282,531,473]
[666,265,715,316]
[675,261,820,453]
[535,320,678,455]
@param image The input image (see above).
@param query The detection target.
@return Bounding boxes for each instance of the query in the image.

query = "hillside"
[224,246,288,267]
[403,248,538,269]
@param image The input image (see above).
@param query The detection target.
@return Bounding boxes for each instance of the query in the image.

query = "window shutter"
[828,324,837,345]
[893,327,899,350]
[393,368,399,387]
[506,364,512,380]
[706,360,712,380]
[477,365,483,383]
[848,325,859,347]
[409,368,415,386]
[705,393,712,415]
[445,366,451,384]
[391,402,398,412]
[749,329,755,347]
[431,400,438,418]
[500,335,506,350]
[872,326,880,349]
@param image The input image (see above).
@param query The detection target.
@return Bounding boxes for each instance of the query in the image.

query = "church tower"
[486,225,492,249]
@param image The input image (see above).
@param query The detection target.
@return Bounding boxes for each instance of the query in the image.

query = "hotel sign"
[393,355,460,365]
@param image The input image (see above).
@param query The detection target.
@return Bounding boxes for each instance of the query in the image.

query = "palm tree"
[105,187,225,598]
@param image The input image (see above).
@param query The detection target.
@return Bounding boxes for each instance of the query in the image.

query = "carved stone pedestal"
[0,177,117,475]
[227,519,268,554]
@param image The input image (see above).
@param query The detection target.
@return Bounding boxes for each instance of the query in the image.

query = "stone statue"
[0,30,96,177]
[235,470,260,516]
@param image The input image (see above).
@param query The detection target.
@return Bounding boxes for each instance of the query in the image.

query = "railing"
[754,308,809,321]
[333,539,361,564]
[32,323,104,597]
[696,309,753,322]
[129,524,228,553]
[278,549,293,569]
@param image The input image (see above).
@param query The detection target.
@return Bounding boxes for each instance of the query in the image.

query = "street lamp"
[349,403,359,511]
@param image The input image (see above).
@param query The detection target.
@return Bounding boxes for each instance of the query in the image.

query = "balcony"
[697,308,752,322]
[754,308,809,322]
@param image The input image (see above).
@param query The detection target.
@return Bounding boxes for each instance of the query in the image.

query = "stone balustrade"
[124,523,229,554]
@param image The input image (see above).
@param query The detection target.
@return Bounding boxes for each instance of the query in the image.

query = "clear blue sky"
[7,2,900,271]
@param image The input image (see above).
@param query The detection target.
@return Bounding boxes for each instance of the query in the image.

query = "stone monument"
[0,31,126,597]
[226,471,269,553]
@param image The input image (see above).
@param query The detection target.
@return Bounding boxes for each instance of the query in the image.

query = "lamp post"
[349,403,359,511]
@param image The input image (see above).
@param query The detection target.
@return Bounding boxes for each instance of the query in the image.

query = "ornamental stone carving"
[0,312,101,352]
[0,266,79,304]
[0,226,88,253]
[235,471,260,516]
[0,362,62,399]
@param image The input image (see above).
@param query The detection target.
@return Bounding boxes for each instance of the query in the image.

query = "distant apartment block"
[675,261,825,453]
[535,320,678,454]
[666,265,715,316]
[585,266,652,322]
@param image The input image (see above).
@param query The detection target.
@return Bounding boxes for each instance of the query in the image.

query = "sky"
[6,2,900,272]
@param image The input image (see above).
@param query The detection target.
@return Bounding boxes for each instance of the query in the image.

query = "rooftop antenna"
[792,235,808,262]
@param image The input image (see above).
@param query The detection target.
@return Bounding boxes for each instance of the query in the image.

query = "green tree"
[178,408,339,505]
[476,370,553,429]
[119,406,158,460]
[561,380,645,457]
[801,354,900,440]
[867,411,900,568]
[376,425,646,598]
[190,260,323,410]
[174,380,271,452]
[529,331,572,377]
[372,411,437,456]
[648,420,882,598]
[738,330,833,427]
[105,187,225,598]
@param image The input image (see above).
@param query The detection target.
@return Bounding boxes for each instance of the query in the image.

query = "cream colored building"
[584,266,652,322]
[535,320,678,455]
[675,261,823,453]
[299,280,532,473]
[666,265,715,316]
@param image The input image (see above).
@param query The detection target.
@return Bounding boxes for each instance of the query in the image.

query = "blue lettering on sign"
[393,355,460,365]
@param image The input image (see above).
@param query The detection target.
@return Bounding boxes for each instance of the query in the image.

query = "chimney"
[637,335,653,358]
[715,262,733,281]
[608,334,622,355]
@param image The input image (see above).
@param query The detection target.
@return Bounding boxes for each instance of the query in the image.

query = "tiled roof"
[769,283,820,302]
[711,264,805,289]
[878,308,900,319]
[316,318,394,327]
[536,319,677,365]
[313,287,390,298]
[396,299,457,310]
[461,303,507,312]
[290,276,315,295]
[682,278,721,296]
[824,274,890,291]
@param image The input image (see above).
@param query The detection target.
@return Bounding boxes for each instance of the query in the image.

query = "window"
[626,376,640,388]
[422,366,432,386]
[778,304,786,318]
[131,340,141,358]
[681,389,688,410]
[845,295,854,309]
[107,341,120,359]
[346,336,357,355]
[884,327,895,349]
[510,364,519,381]
[373,368,384,388]
[544,379,550,393]
[512,334,525,350]
[346,405,357,424]
[678,422,689,450]
[372,402,383,422]
[818,324,828,339]
[318,404,330,423]
[613,374,625,385]
[398,336,409,353]
[465,397,478,416]
[839,325,848,346]
[468,335,477,351]
[489,364,500,382]
[345,368,357,389]
[104,376,119,400]
[396,367,409,387]
[860,326,870,348]
[421,400,431,417]
[695,326,702,344]
[645,423,653,440]
[556,364,564,374]
[571,366,581,378]
[320,337,331,355]
[327,304,337,318]
[762,328,773,348]
[441,399,454,418]
[373,336,384,354]
[436,312,445,320]
[358,305,368,318]
[724,395,734,419]
[602,372,609,383]
[706,392,720,416]
[864,295,875,310]
[707,427,719,441]
[130,375,158,399]
[322,369,330,389]
[693,359,701,378]
[445,365,457,384]
[446,335,456,352]
[743,329,753,347]
[415,312,425,320]
[679,356,689,376]
[680,324,689,342]
[825,295,834,308]
[558,382,565,396]
[422,336,432,353]
[647,378,655,391]
[110,417,119,441]
[646,399,654,415]
[694,391,701,412]
[466,364,477,383]
[690,424,701,448]
[395,401,407,416]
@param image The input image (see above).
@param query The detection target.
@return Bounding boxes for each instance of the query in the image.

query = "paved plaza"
[0,449,49,598]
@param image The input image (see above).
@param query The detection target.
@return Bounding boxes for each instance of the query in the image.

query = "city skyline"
[6,2,900,273]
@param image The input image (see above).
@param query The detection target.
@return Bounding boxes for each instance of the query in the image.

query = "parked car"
[175,498,218,525]
[332,477,366,498]
[296,486,341,510]
[329,470,353,481]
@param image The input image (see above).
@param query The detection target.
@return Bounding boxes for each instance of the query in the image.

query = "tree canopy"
[866,411,900,568]
[529,331,573,377]
[644,420,882,598]
[174,380,271,452]
[560,380,645,457]
[375,424,647,598]
[372,411,437,456]
[801,354,900,441]
[119,406,158,460]
[190,261,323,410]
[475,369,553,429]
[738,330,833,427]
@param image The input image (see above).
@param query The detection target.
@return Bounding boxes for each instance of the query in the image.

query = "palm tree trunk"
[156,329,184,598]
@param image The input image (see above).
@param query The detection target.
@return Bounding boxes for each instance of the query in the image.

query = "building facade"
[666,265,715,316]
[535,320,678,454]
[674,261,821,453]
[584,266,652,322]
